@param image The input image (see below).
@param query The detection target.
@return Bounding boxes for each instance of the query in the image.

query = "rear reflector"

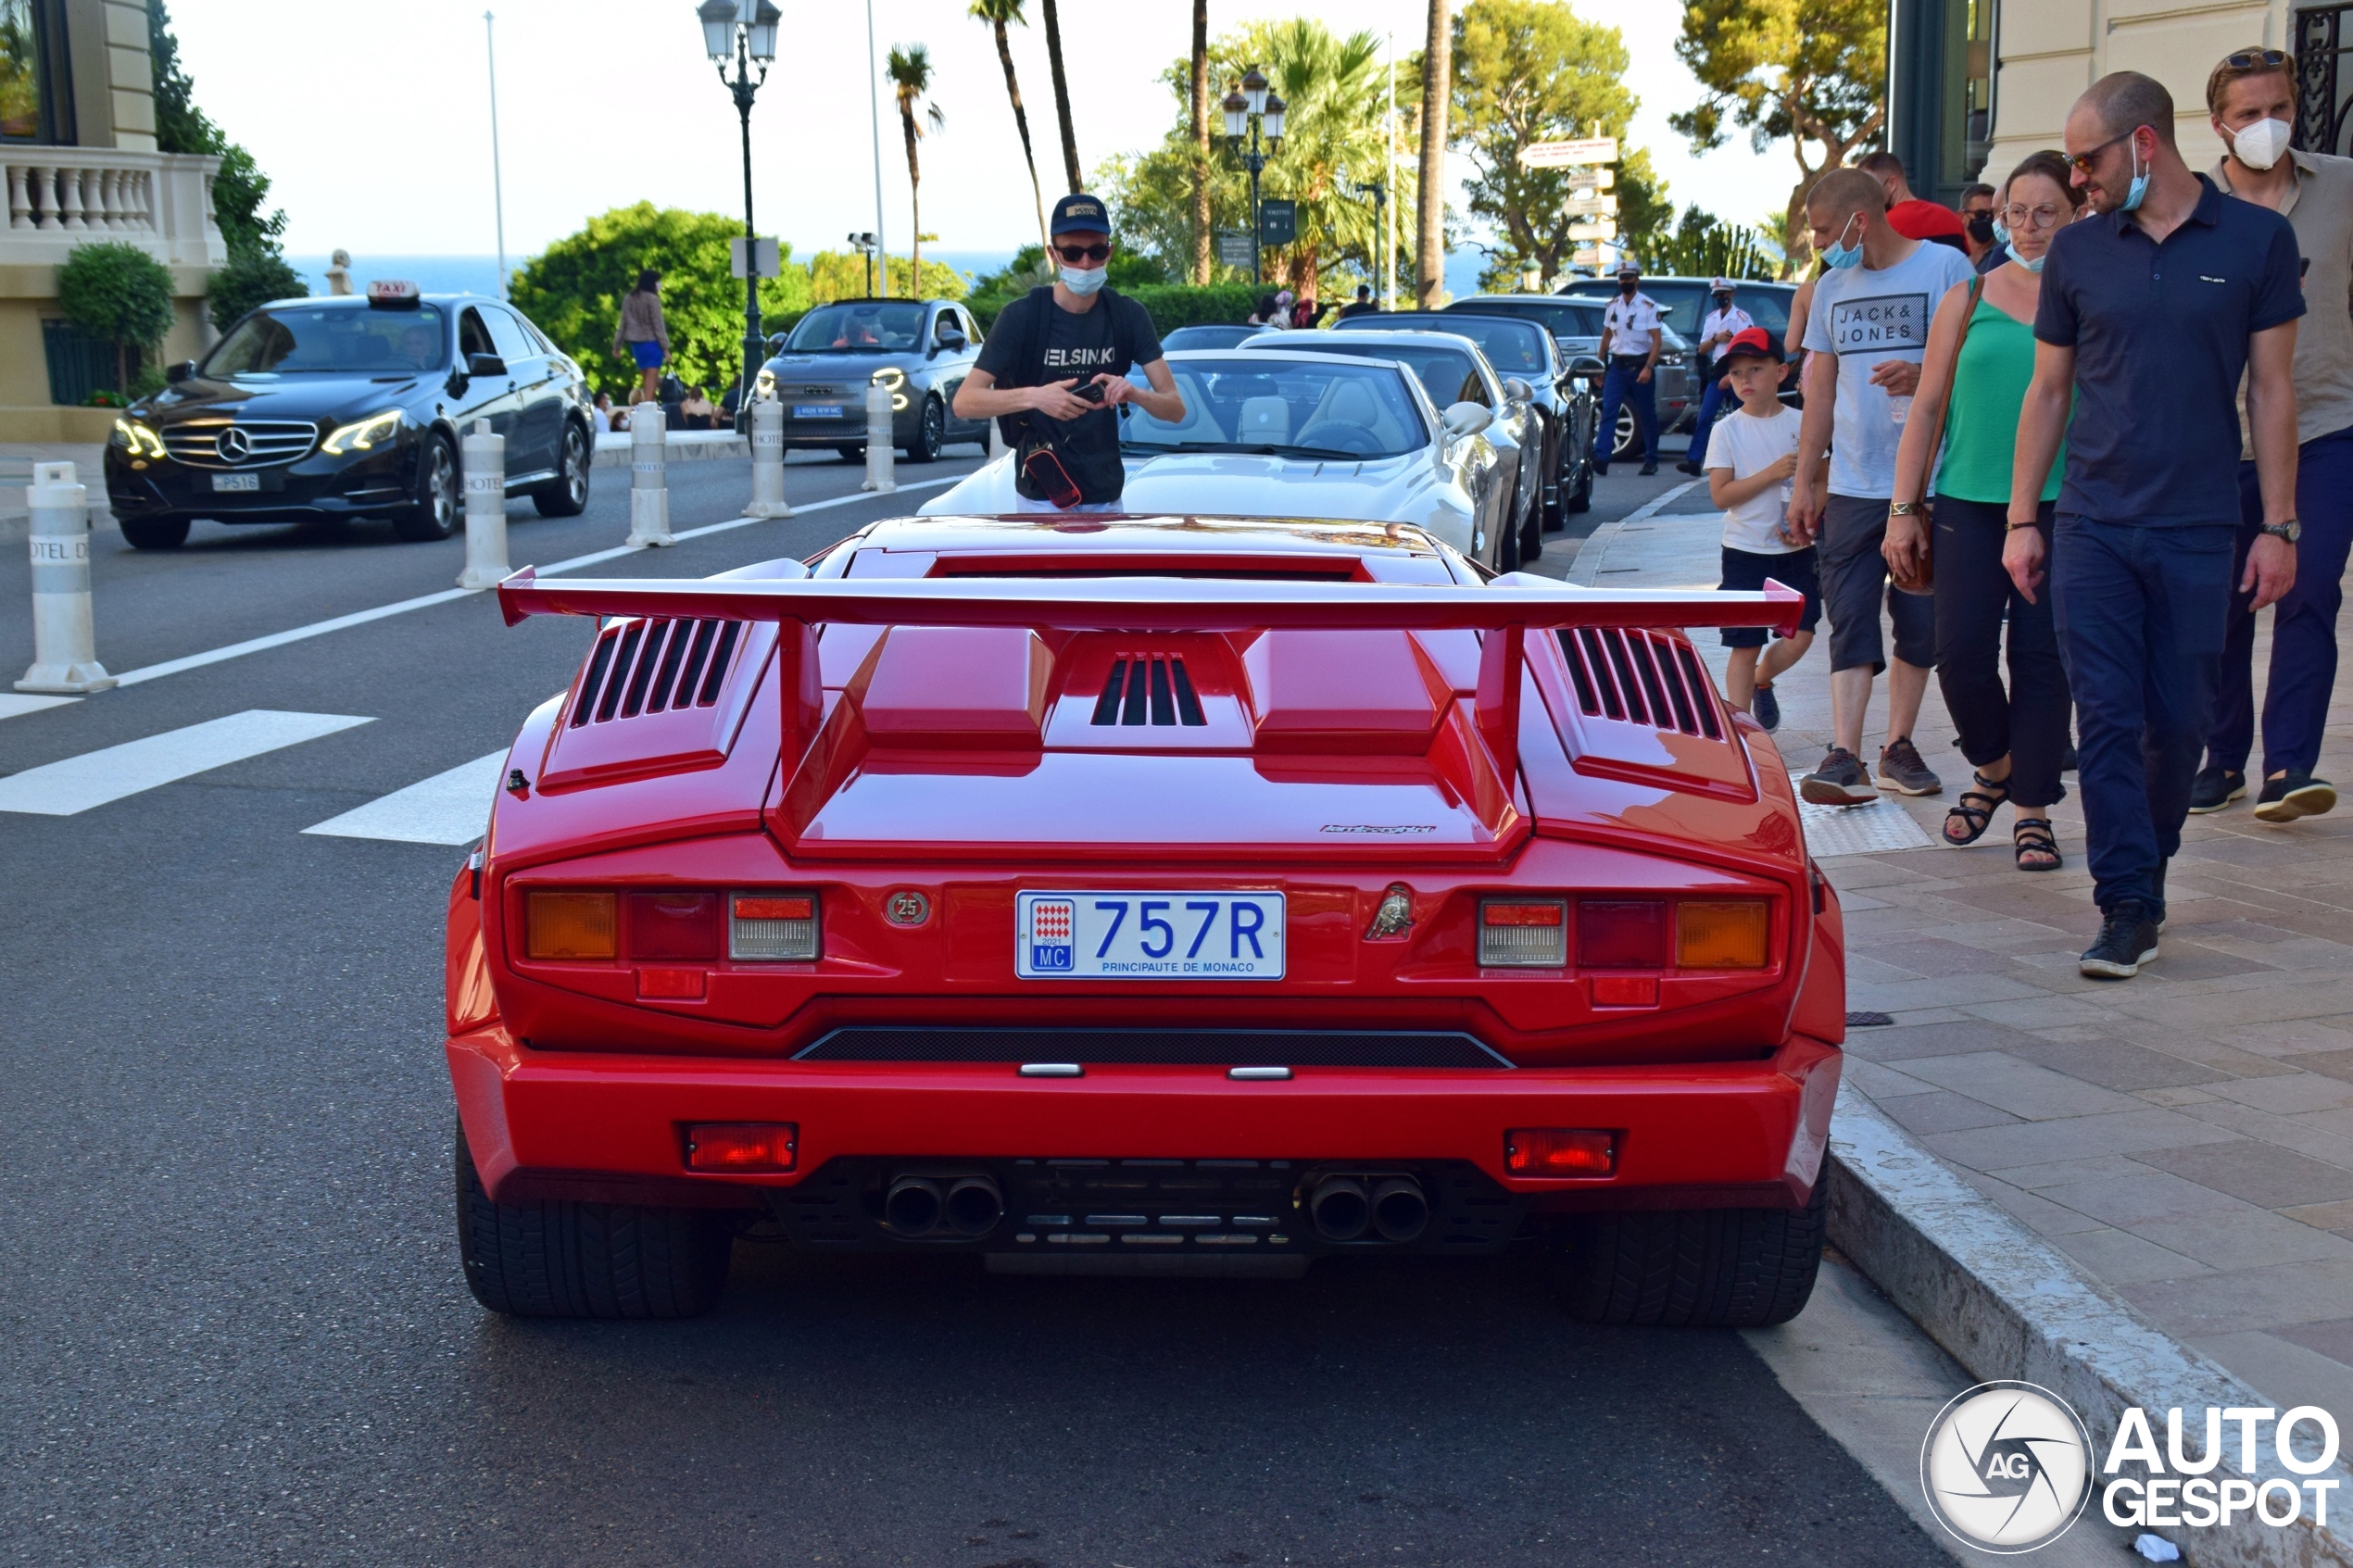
[1678,900,1770,968]
[626,892,723,960]
[731,890,819,960]
[1589,974,1658,1008]
[1577,899,1665,968]
[636,967,706,999]
[1505,1128,1617,1177]
[684,1122,797,1172]
[1478,897,1567,966]
[525,891,616,960]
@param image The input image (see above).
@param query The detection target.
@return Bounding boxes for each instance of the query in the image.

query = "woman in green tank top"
[1886,153,2082,872]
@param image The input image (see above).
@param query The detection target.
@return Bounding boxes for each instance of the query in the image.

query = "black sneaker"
[1638,461,1659,476]
[1877,735,1943,796]
[1799,746,1877,805]
[2253,771,2337,824]
[1676,459,1704,475]
[1752,684,1781,732]
[2187,767,2246,814]
[2080,902,2160,979]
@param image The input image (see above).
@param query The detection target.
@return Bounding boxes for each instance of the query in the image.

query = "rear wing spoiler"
[495,567,1801,775]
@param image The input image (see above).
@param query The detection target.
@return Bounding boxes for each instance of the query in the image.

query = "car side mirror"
[1567,355,1605,375]
[1442,401,1493,439]
[767,332,788,353]
[166,359,195,384]
[937,328,967,354]
[468,353,508,380]
[1502,376,1533,405]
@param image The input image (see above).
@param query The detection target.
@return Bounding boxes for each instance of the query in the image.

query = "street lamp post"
[848,232,877,298]
[1353,176,1388,304]
[699,0,780,434]
[1222,68,1285,288]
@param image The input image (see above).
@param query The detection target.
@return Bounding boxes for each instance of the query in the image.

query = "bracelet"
[2006,519,2041,532]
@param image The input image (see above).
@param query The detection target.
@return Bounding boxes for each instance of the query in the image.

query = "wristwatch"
[2259,519,2302,543]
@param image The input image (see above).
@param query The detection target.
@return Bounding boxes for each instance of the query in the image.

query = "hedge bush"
[968,282,1260,339]
[57,241,176,393]
[207,249,308,332]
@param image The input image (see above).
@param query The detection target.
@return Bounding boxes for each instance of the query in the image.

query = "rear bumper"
[448,1026,1840,1214]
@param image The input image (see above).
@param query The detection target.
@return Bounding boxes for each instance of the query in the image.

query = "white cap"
[1710,277,1734,291]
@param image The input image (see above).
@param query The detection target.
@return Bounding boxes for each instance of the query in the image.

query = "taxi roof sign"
[367,279,422,308]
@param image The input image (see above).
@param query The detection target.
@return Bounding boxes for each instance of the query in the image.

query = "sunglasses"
[1054,243,1112,263]
[2223,47,2290,70]
[2064,128,2142,173]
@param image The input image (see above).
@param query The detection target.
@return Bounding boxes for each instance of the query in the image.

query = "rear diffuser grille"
[571,618,744,726]
[796,1027,1512,1068]
[1558,627,1723,739]
[1091,655,1206,727]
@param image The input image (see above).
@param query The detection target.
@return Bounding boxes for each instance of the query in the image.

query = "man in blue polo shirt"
[2007,71,2304,981]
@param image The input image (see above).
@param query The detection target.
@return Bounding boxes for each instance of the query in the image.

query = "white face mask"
[1059,265,1108,296]
[2226,117,2293,172]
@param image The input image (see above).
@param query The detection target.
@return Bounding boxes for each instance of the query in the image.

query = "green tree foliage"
[1648,207,1779,281]
[1671,0,1887,274]
[803,249,969,306]
[1448,0,1668,288]
[206,249,308,332]
[1099,19,1416,304]
[58,241,175,390]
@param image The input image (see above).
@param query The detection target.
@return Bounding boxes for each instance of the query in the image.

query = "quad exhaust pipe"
[1305,1173,1428,1244]
[884,1172,1003,1238]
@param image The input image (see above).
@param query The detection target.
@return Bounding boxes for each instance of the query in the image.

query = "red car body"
[447,515,1842,1323]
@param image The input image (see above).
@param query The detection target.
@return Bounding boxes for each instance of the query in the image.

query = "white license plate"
[1016,891,1286,980]
[210,472,260,493]
[793,404,843,420]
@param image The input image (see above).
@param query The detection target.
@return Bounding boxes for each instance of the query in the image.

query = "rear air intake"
[570,618,746,726]
[1090,655,1206,727]
[1556,627,1723,739]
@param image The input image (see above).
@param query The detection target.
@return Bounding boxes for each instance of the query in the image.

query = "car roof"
[851,512,1449,557]
[1554,276,1794,293]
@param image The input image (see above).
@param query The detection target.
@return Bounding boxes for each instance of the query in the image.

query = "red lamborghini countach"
[447,514,1841,1324]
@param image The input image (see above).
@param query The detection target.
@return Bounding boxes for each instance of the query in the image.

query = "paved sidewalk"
[1541,489,2353,1423]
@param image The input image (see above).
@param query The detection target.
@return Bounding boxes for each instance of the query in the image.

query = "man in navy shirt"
[2007,70,2304,980]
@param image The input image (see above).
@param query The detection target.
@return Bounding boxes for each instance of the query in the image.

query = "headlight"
[111,419,165,458]
[754,367,775,396]
[870,367,906,391]
[321,408,403,455]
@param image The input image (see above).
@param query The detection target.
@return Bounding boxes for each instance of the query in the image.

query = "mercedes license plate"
[210,472,261,493]
[793,404,843,420]
[1015,891,1285,980]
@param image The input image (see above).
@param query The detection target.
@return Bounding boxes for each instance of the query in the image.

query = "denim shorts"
[1719,545,1821,648]
[629,339,666,370]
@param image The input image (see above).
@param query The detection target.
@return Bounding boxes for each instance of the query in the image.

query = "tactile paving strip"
[1787,774,1937,858]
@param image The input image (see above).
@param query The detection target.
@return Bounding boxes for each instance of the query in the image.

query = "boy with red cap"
[1705,328,1818,729]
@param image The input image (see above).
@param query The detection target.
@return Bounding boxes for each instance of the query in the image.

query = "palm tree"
[887,44,945,297]
[970,0,1050,256]
[1415,0,1449,308]
[1190,0,1211,282]
[1039,0,1081,192]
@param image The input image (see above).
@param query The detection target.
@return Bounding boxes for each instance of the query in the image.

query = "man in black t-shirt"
[1338,284,1380,319]
[954,193,1185,509]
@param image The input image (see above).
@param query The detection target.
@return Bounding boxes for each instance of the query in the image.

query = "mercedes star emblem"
[215,427,251,462]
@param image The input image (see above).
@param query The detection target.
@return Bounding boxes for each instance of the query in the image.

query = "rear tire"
[120,516,191,550]
[531,421,590,517]
[1556,1174,1825,1328]
[454,1123,731,1319]
[393,435,459,542]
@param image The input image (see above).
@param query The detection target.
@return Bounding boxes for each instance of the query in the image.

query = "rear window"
[1453,299,1604,340]
[1288,340,1488,408]
[1358,314,1548,374]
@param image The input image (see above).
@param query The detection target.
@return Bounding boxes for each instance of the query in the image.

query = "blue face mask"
[2121,137,2150,213]
[1819,212,1865,270]
[2004,242,2045,274]
[1992,218,2012,247]
[1060,264,1108,296]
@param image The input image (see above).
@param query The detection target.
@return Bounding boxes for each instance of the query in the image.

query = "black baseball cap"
[1051,193,1111,237]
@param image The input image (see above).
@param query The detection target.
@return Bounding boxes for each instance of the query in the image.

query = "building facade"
[2,0,222,441]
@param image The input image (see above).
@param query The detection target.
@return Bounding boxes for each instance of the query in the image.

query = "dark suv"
[754,298,989,463]
[1556,276,1800,456]
[105,286,593,550]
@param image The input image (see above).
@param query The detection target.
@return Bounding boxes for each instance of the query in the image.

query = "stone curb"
[1827,1083,2353,1567]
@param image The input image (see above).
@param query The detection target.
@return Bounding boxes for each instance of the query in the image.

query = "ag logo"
[1921,1381,2093,1553]
[884,889,931,927]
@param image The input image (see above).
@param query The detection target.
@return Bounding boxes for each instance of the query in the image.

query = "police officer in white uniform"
[1592,259,1665,475]
[1679,278,1757,474]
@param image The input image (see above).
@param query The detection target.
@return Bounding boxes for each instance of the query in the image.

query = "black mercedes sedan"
[104,282,594,550]
[752,297,989,463]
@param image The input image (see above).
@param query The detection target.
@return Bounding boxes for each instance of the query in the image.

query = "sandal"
[2013,818,2062,872]
[1942,770,2010,847]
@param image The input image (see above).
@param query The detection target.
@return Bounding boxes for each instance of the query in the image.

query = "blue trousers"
[1686,375,1731,468]
[2052,515,2237,919]
[1592,359,1658,468]
[2204,427,2353,779]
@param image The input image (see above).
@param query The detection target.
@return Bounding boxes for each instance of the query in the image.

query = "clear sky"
[170,0,1791,265]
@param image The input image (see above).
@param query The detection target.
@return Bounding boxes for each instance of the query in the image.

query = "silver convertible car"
[917,347,1520,571]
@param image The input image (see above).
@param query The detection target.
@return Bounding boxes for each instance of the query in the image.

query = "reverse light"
[684,1122,798,1172]
[111,418,165,458]
[1505,1128,1617,1177]
[526,891,616,960]
[626,892,723,960]
[1577,899,1666,968]
[730,891,819,960]
[1478,897,1567,967]
[1677,900,1770,969]
[321,408,402,454]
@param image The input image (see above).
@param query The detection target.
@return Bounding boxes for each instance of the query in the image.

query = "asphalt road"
[0,448,1953,1566]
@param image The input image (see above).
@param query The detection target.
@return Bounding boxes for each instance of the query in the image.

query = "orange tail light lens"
[525,891,616,960]
[1505,1128,1617,1177]
[1677,900,1771,968]
[1478,897,1567,967]
[684,1122,798,1172]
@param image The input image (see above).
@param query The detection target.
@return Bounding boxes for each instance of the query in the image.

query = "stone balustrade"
[0,150,226,273]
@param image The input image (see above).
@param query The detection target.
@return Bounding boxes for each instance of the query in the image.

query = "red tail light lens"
[1577,899,1666,968]
[1478,897,1567,967]
[626,892,723,960]
[1505,1128,1617,1177]
[731,892,820,960]
[684,1122,798,1172]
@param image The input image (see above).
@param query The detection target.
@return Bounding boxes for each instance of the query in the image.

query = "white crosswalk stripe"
[302,751,505,846]
[0,694,80,721]
[0,709,373,816]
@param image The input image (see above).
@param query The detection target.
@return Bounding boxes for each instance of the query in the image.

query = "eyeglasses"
[2063,128,2140,173]
[1054,243,1112,263]
[2000,202,2067,230]
[2223,48,2290,70]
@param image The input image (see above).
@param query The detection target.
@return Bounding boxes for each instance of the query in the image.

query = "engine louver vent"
[570,618,745,727]
[1557,627,1723,740]
[1091,655,1207,727]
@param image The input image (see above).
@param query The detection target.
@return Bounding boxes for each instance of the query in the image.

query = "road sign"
[1572,246,1606,268]
[1567,220,1617,243]
[1567,168,1616,193]
[1258,199,1297,246]
[1520,137,1617,169]
[729,235,782,279]
[1216,230,1253,269]
[1566,194,1618,219]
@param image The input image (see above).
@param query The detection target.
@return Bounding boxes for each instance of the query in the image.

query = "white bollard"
[16,461,115,694]
[744,397,791,518]
[861,380,896,494]
[626,401,673,546]
[456,418,510,590]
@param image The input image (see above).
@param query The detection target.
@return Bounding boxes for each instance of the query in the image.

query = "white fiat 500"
[918,348,1514,570]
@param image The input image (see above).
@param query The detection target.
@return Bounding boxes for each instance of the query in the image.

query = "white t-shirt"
[1705,404,1806,554]
[1801,239,1974,498]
